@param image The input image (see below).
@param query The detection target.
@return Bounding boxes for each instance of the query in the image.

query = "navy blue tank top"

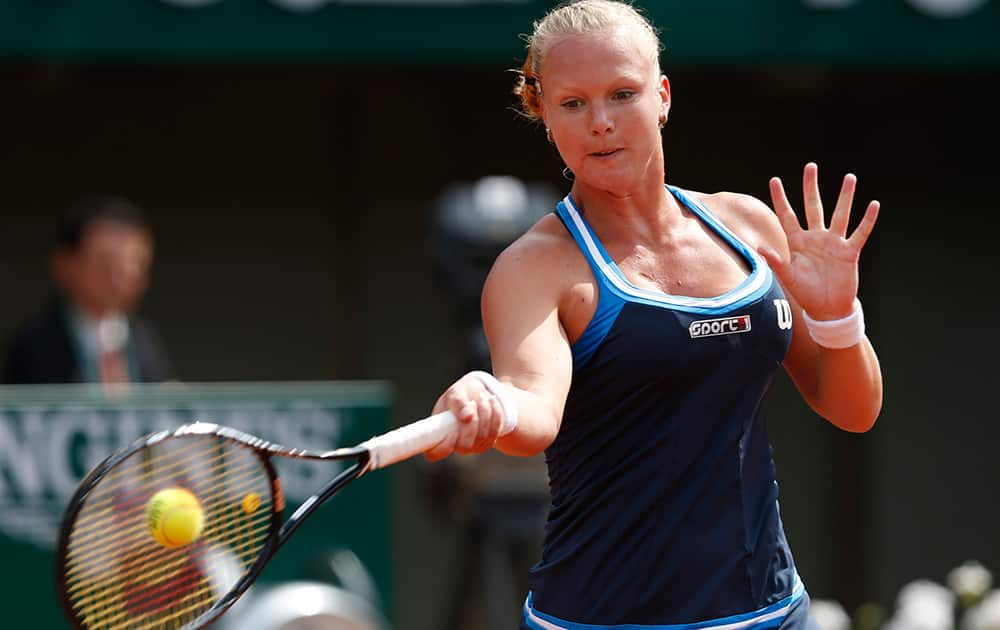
[527,186,799,626]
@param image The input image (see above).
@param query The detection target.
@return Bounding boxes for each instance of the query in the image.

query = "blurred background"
[1,0,999,629]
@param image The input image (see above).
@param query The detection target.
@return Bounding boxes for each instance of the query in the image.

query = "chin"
[580,169,641,196]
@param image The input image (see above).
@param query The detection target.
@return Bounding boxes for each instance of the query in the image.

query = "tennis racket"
[55,411,467,630]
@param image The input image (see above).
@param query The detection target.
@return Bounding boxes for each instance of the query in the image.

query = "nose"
[106,251,148,296]
[589,104,614,136]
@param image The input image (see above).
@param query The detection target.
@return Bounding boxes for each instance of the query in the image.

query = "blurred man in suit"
[3,196,173,386]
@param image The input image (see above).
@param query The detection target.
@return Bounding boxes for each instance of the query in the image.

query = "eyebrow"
[547,74,647,95]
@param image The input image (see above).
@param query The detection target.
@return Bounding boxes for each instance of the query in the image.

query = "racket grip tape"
[361,373,519,470]
[361,411,459,470]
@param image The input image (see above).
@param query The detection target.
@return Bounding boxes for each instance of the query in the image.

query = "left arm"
[737,163,883,432]
[778,290,882,433]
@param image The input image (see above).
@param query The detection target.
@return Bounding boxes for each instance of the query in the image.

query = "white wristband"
[466,370,519,436]
[801,297,865,349]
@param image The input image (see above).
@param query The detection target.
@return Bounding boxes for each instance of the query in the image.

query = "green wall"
[0,0,998,66]
[0,383,393,629]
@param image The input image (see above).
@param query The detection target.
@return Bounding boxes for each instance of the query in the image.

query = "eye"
[612,90,636,102]
[560,99,583,110]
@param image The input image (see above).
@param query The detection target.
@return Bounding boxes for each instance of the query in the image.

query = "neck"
[569,174,683,244]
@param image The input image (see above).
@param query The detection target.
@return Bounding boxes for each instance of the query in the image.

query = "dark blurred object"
[218,581,390,630]
[304,547,385,613]
[432,175,556,364]
[430,176,556,630]
[219,548,391,630]
[3,195,172,387]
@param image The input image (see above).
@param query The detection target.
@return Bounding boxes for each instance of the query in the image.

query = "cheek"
[551,133,584,165]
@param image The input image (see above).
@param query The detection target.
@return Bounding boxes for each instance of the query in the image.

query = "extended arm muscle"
[483,235,573,456]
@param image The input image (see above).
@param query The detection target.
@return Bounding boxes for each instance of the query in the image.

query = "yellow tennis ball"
[147,487,204,548]
[241,492,261,515]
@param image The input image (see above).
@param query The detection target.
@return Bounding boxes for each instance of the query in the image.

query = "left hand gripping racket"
[55,412,462,630]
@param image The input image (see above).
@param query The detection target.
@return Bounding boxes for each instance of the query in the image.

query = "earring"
[546,128,554,143]
[658,114,667,129]
[562,167,574,181]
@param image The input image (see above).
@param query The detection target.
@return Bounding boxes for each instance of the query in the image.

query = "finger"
[472,394,499,451]
[802,162,825,230]
[425,433,457,462]
[461,394,492,451]
[456,426,477,452]
[828,173,857,237]
[757,244,790,287]
[486,395,505,447]
[769,177,802,235]
[847,200,880,250]
[456,404,484,453]
[450,391,477,425]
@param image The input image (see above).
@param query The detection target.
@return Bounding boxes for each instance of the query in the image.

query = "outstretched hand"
[757,162,880,321]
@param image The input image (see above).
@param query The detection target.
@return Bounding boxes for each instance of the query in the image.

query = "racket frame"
[55,422,372,630]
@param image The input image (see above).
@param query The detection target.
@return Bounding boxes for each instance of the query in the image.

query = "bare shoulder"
[489,213,577,278]
[484,213,580,298]
[688,189,786,252]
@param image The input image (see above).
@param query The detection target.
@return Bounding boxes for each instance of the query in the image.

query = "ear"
[659,74,671,123]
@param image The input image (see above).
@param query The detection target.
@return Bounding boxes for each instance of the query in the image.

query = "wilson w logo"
[774,299,793,330]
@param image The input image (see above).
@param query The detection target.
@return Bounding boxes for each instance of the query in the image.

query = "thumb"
[757,245,789,284]
[424,433,457,462]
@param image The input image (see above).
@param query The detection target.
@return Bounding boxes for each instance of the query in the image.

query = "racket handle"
[361,411,459,470]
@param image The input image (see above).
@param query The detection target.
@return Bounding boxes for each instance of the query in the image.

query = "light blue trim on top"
[554,202,626,371]
[560,185,774,316]
[522,577,805,630]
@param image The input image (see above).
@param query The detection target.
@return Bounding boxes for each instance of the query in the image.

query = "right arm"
[426,230,572,460]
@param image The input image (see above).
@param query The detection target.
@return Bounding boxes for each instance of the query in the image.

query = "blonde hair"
[513,0,663,121]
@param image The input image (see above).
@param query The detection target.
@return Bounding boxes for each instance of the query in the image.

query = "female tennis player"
[428,1,882,628]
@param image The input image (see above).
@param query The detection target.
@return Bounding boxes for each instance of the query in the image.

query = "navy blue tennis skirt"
[519,586,819,629]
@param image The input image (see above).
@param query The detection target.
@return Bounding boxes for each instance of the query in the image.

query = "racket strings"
[66,451,269,567]
[68,443,269,628]
[66,516,271,609]
[64,467,269,584]
[78,434,245,517]
[62,435,275,630]
[77,529,273,630]
[66,513,272,604]
[70,504,265,625]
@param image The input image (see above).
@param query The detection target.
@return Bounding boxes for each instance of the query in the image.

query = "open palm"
[761,163,880,321]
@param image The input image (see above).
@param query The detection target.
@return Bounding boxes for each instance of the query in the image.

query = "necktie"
[99,348,129,385]
[97,318,130,394]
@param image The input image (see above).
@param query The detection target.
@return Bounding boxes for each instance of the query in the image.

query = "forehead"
[541,24,656,90]
[80,220,152,251]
